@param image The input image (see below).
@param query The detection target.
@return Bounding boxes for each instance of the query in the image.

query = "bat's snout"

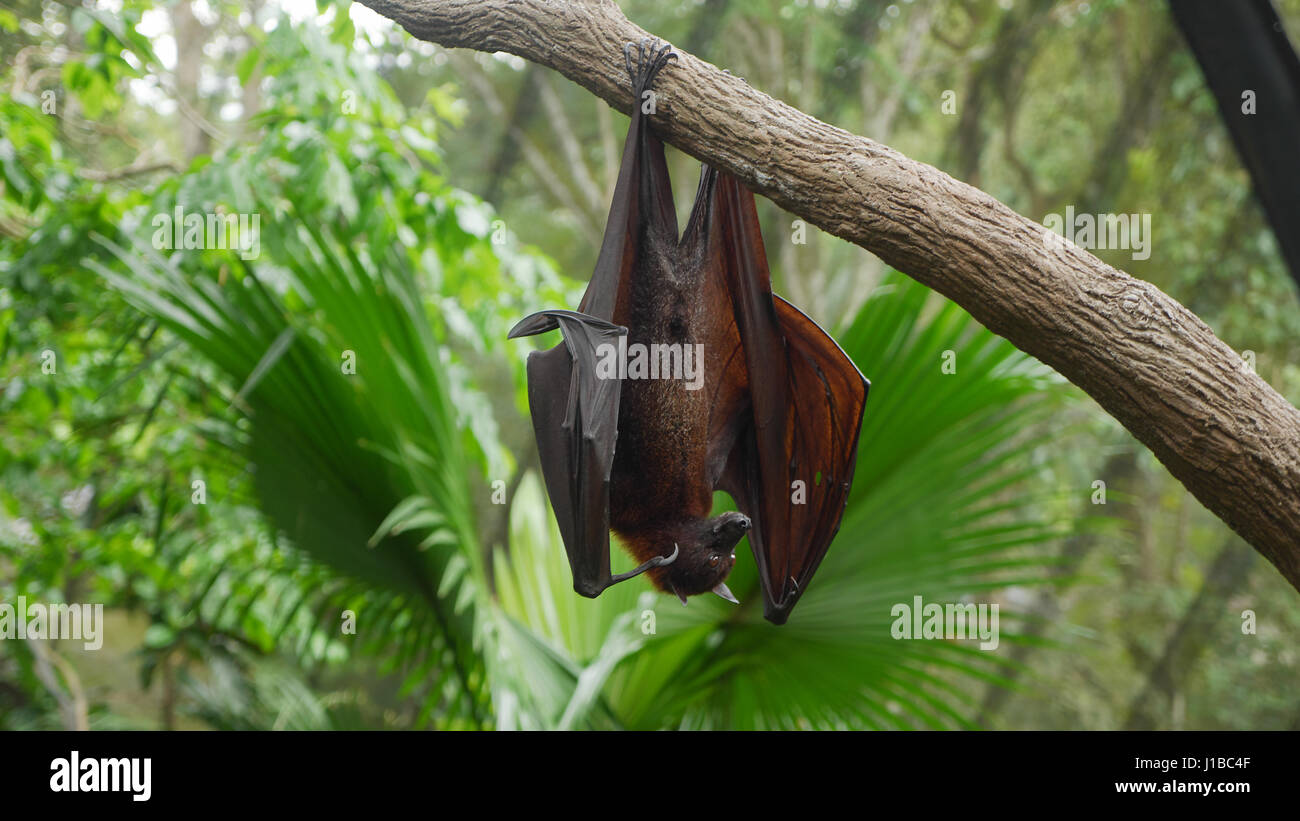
[713,512,751,535]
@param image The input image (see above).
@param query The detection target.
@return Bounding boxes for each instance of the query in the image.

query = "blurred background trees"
[1,0,1297,729]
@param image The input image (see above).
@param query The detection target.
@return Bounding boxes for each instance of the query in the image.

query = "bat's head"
[659,512,751,604]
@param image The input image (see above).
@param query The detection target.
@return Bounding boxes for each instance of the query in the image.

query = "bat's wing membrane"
[761,295,869,621]
[690,170,869,624]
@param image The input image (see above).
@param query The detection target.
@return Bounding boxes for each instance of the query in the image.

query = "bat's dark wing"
[509,310,625,596]
[1171,0,1300,291]
[686,169,869,624]
[507,42,680,597]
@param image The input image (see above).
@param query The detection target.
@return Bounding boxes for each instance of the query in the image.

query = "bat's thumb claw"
[655,543,680,566]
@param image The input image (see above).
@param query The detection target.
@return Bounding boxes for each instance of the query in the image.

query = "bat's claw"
[653,543,680,567]
[608,543,679,586]
[777,575,800,607]
[624,38,676,94]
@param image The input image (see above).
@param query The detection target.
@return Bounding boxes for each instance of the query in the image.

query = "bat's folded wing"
[699,173,869,624]
[510,310,627,597]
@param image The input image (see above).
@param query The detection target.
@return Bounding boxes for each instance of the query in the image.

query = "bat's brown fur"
[608,229,747,597]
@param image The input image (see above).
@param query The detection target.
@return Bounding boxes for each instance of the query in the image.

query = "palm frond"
[91,209,493,726]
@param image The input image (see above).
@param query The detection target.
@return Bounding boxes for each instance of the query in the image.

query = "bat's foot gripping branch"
[623,38,676,98]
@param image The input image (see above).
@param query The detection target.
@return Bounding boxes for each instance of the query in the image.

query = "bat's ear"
[712,583,739,604]
[670,584,689,607]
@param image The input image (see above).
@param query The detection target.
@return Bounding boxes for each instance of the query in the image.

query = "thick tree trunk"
[358,0,1300,593]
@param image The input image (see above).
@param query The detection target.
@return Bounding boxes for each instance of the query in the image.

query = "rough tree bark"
[358,0,1300,593]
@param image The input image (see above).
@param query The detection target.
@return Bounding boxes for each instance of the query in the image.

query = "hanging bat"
[508,40,868,624]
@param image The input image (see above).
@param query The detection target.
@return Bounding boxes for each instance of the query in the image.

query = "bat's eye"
[709,554,720,567]
[730,551,736,561]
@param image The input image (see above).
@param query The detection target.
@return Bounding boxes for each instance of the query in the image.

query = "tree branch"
[358,0,1300,594]
[80,159,180,182]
